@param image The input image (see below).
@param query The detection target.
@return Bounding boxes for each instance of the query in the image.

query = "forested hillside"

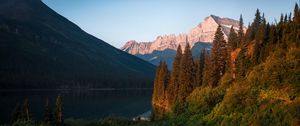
[151,3,300,125]
[0,0,155,89]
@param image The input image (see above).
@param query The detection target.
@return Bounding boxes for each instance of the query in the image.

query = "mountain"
[121,15,246,55]
[0,0,156,89]
[136,42,212,69]
[121,15,244,68]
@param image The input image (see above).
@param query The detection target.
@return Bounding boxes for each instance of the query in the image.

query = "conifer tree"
[55,95,63,126]
[293,3,300,24]
[152,62,162,102]
[11,103,22,123]
[202,50,211,86]
[195,49,206,87]
[152,61,169,104]
[44,98,53,125]
[21,98,31,121]
[238,14,244,47]
[157,61,169,102]
[209,25,227,87]
[178,43,195,104]
[167,45,182,106]
[228,26,239,50]
[246,9,262,42]
[252,15,267,64]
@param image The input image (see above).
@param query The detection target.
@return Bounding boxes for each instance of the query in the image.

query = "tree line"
[152,3,300,119]
[11,96,64,126]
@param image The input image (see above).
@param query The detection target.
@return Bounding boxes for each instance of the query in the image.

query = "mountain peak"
[121,15,246,55]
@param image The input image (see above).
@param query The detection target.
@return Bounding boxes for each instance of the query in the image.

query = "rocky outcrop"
[121,15,246,55]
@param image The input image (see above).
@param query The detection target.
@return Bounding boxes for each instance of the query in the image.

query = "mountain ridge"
[121,15,246,55]
[0,0,156,89]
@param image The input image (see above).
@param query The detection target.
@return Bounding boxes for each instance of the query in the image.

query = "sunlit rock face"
[121,15,246,55]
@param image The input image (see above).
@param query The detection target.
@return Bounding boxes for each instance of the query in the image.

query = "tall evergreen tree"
[202,50,211,86]
[238,14,244,47]
[178,43,195,104]
[247,9,262,42]
[21,98,31,121]
[251,14,267,64]
[209,25,227,87]
[152,61,170,118]
[228,26,239,50]
[152,62,162,102]
[167,45,182,106]
[195,49,206,87]
[44,98,53,125]
[55,95,63,126]
[293,3,300,24]
[293,3,300,47]
[157,61,169,102]
[11,103,22,123]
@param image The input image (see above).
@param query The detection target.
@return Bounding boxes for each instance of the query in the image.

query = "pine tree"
[178,43,195,104]
[55,95,63,126]
[21,98,31,121]
[252,15,267,64]
[228,26,239,50]
[152,62,162,102]
[195,49,206,87]
[11,103,22,123]
[202,50,211,86]
[293,3,300,47]
[157,61,169,103]
[44,98,53,125]
[293,3,300,24]
[236,45,251,78]
[209,25,227,87]
[238,14,244,47]
[247,9,262,42]
[152,61,169,118]
[167,45,182,106]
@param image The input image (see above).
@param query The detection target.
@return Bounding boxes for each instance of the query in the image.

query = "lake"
[0,89,153,124]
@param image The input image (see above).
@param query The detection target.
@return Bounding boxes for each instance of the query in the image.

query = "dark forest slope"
[0,0,155,89]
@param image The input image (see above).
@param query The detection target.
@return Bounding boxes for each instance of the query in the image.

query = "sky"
[42,0,297,48]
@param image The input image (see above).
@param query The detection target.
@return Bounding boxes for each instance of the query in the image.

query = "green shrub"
[187,87,225,115]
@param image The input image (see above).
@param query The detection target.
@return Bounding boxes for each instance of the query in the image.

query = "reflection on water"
[0,89,152,123]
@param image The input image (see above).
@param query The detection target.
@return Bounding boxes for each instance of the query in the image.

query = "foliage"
[209,25,228,87]
[150,3,300,126]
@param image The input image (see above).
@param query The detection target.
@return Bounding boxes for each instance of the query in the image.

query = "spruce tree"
[202,50,211,86]
[167,45,182,106]
[238,14,244,47]
[247,9,262,41]
[195,49,206,87]
[21,98,31,121]
[152,62,162,102]
[152,61,169,118]
[293,3,300,24]
[157,61,169,103]
[228,26,239,50]
[44,98,53,125]
[11,103,22,123]
[209,25,227,87]
[55,95,63,126]
[178,43,195,104]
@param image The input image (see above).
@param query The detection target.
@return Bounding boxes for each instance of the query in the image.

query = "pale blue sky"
[42,0,297,48]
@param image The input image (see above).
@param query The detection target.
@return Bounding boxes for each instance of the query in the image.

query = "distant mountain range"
[121,15,246,68]
[0,0,155,89]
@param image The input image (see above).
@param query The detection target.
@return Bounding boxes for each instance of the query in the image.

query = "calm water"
[0,89,152,123]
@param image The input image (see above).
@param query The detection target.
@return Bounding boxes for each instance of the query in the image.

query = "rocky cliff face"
[121,15,246,55]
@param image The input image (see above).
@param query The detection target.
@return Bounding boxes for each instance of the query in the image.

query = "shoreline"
[0,88,153,92]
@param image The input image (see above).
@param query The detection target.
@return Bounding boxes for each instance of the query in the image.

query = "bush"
[187,87,225,115]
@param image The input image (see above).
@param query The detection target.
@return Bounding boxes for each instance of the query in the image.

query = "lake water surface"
[0,89,152,123]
